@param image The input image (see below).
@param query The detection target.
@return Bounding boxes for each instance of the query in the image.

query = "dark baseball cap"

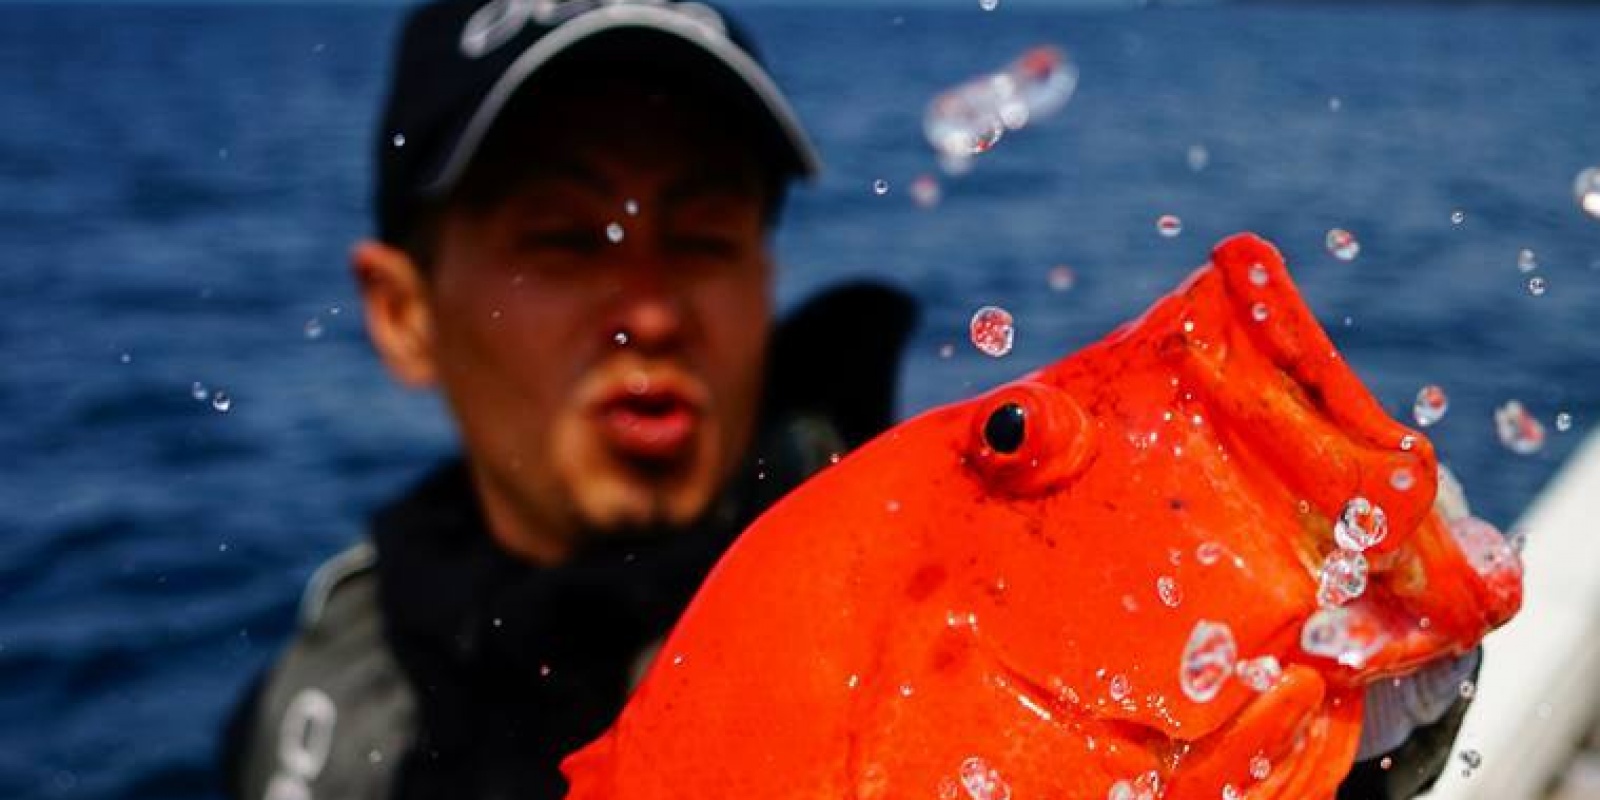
[374,0,822,243]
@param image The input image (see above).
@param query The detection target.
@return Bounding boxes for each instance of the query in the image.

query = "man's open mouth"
[596,385,700,464]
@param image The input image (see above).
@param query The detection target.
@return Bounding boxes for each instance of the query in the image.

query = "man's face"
[414,84,775,559]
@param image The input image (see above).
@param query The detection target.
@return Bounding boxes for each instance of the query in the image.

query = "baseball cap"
[374,0,822,243]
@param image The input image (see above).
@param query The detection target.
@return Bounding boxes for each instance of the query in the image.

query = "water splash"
[958,756,1010,800]
[1413,385,1449,427]
[1334,496,1388,552]
[1179,620,1237,702]
[1575,166,1600,220]
[1325,228,1360,261]
[1047,265,1077,292]
[1235,655,1283,692]
[1301,607,1387,668]
[1495,400,1546,455]
[969,306,1016,357]
[1317,550,1369,607]
[910,174,942,209]
[1156,575,1182,607]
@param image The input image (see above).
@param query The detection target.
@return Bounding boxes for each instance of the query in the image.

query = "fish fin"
[1167,665,1362,800]
[560,730,618,799]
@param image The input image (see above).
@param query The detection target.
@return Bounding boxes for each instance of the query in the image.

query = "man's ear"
[351,240,437,388]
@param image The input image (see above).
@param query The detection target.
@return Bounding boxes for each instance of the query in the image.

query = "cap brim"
[423,4,821,194]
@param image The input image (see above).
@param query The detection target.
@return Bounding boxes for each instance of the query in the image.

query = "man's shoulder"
[226,542,417,800]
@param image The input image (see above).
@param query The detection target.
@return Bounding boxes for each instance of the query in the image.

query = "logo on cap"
[461,0,727,59]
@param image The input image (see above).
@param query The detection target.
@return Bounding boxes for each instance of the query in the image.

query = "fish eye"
[983,403,1027,454]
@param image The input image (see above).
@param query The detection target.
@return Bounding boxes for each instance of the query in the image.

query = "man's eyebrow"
[660,172,760,208]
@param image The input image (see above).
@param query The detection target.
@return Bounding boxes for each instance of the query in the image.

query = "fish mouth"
[1180,235,1520,678]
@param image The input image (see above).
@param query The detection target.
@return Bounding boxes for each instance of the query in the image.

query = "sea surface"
[2,2,1598,797]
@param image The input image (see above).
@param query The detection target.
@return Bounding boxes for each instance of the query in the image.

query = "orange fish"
[563,234,1523,799]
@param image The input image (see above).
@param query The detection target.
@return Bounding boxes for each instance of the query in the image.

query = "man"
[221,1,1471,797]
[222,2,915,798]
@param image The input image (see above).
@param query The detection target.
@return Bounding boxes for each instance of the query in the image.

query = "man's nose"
[603,263,688,354]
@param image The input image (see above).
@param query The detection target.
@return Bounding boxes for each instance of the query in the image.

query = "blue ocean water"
[1,3,1597,797]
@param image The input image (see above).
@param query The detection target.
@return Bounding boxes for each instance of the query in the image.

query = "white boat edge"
[1425,429,1600,799]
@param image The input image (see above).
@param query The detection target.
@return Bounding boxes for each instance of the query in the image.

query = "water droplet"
[1249,753,1272,780]
[1399,434,1416,451]
[979,0,999,9]
[1196,541,1224,565]
[1156,575,1182,607]
[304,317,324,340]
[211,391,232,413]
[492,617,502,628]
[1047,265,1076,292]
[1574,166,1600,221]
[846,673,860,689]
[1301,606,1386,667]
[1527,276,1547,296]
[1556,412,1573,432]
[872,178,890,196]
[1236,655,1283,691]
[1495,400,1546,455]
[1459,679,1477,700]
[1108,673,1131,701]
[939,343,955,359]
[1328,96,1343,112]
[190,381,209,401]
[1317,549,1370,607]
[391,133,406,148]
[958,757,1010,800]
[1250,302,1269,323]
[539,663,552,677]
[613,330,629,346]
[1223,784,1242,800]
[910,174,942,209]
[1186,143,1209,172]
[969,306,1015,357]
[1156,214,1183,238]
[1517,248,1538,273]
[1180,620,1237,703]
[1248,263,1269,286]
[624,199,639,216]
[899,682,915,697]
[119,352,132,364]
[367,749,383,764]
[1414,385,1449,427]
[1107,781,1137,800]
[1450,210,1465,225]
[1390,468,1415,492]
[1334,496,1389,552]
[606,222,625,243]
[1325,228,1361,261]
[218,542,229,552]
[1380,756,1394,770]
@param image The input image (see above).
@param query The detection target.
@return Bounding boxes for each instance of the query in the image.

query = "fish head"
[903,233,1520,754]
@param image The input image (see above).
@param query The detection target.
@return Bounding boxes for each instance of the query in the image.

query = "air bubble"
[1156,214,1183,238]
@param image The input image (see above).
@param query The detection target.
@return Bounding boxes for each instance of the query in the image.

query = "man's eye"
[668,234,743,259]
[516,228,605,253]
